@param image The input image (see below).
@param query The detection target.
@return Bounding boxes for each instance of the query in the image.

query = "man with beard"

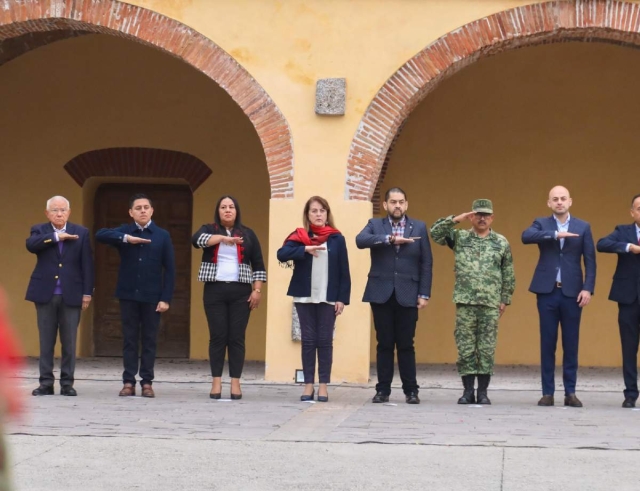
[356,188,432,404]
[522,186,596,408]
[431,199,515,405]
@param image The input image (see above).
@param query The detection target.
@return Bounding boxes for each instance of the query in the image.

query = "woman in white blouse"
[192,196,266,400]
[277,196,351,402]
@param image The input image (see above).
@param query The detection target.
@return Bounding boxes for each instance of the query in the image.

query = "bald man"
[522,186,596,408]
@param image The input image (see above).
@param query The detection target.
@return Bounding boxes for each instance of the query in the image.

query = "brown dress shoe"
[141,384,155,398]
[119,384,136,397]
[564,394,583,407]
[537,395,554,406]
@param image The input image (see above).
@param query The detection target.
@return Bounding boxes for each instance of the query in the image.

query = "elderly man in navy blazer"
[356,187,433,404]
[26,196,94,396]
[96,193,175,398]
[522,186,596,408]
[596,193,640,408]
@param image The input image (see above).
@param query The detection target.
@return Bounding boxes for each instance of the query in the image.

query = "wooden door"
[93,184,192,357]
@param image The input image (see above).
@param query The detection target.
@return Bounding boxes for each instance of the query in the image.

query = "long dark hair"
[213,195,244,233]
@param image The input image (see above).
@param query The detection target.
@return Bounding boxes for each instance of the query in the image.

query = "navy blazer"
[277,233,351,304]
[355,216,433,307]
[95,221,175,304]
[25,222,94,307]
[596,224,640,304]
[521,215,596,297]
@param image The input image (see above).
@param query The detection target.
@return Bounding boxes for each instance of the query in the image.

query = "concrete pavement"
[5,358,640,490]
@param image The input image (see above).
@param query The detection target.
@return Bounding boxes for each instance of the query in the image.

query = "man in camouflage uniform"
[430,199,515,405]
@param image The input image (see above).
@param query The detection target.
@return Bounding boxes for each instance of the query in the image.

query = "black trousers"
[371,292,419,395]
[35,295,81,387]
[619,300,640,400]
[295,303,336,384]
[120,300,161,386]
[203,282,252,378]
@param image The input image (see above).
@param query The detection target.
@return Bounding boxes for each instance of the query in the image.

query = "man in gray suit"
[356,188,433,404]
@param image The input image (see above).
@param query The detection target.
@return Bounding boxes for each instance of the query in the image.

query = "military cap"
[472,199,493,214]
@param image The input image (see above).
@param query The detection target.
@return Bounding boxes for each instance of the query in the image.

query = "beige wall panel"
[380,42,640,367]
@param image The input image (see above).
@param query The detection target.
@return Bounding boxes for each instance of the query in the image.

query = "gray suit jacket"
[356,216,433,307]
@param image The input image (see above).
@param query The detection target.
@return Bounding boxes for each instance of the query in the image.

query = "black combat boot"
[457,375,476,404]
[476,374,491,405]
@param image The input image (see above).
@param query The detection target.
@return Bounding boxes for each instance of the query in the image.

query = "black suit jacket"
[25,222,94,307]
[355,216,433,307]
[596,224,640,304]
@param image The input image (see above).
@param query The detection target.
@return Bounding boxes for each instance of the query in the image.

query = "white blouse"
[293,248,334,305]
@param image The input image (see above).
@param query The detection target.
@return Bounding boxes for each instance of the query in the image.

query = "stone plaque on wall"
[315,78,346,115]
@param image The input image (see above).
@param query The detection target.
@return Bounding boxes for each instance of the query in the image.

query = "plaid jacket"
[192,224,267,284]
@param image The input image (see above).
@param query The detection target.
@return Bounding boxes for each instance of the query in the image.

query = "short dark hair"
[214,195,243,229]
[631,194,640,207]
[384,187,407,201]
[129,193,152,209]
[302,196,335,229]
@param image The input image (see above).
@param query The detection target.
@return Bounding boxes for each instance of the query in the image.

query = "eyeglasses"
[48,208,69,213]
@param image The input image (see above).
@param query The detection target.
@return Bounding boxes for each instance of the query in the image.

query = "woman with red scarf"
[277,196,351,402]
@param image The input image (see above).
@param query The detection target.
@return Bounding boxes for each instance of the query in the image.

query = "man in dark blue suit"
[596,193,640,408]
[26,196,94,396]
[522,186,596,407]
[356,188,433,404]
[96,194,175,398]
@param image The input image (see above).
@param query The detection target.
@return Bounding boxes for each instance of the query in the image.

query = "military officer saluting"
[430,199,515,405]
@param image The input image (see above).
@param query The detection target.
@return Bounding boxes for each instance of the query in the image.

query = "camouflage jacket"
[430,216,515,307]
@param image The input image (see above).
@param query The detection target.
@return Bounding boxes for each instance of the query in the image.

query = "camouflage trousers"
[454,304,500,376]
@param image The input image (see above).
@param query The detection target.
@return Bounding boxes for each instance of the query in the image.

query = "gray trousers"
[35,295,81,387]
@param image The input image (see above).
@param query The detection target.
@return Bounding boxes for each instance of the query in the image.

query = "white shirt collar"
[51,222,67,233]
[135,220,152,231]
[553,213,571,227]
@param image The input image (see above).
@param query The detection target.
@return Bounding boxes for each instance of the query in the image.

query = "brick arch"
[0,0,293,198]
[346,0,640,209]
[64,148,213,191]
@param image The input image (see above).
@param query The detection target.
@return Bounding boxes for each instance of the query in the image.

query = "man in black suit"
[597,193,640,408]
[96,193,175,398]
[356,187,433,404]
[26,196,94,396]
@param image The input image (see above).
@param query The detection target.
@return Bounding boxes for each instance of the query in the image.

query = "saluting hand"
[629,244,640,255]
[305,245,326,257]
[57,232,79,241]
[222,236,244,246]
[127,235,151,244]
[453,211,476,223]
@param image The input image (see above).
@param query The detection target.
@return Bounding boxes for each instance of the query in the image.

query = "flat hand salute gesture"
[222,235,244,246]
[57,232,79,241]
[126,235,151,244]
[557,231,580,239]
[453,211,477,223]
[305,245,326,257]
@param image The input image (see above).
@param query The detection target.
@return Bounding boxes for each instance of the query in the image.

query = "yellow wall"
[0,34,269,361]
[381,41,640,366]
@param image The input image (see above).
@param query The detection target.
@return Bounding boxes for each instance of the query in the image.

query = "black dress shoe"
[230,393,242,400]
[210,393,221,399]
[300,389,315,402]
[60,386,77,396]
[317,395,329,402]
[622,397,637,408]
[405,392,420,404]
[32,385,54,396]
[372,391,389,403]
